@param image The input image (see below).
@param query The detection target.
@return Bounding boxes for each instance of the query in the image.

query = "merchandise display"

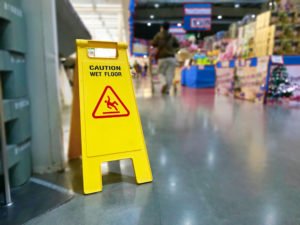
[199,0,300,61]
[173,33,217,88]
[234,56,270,102]
[215,55,300,103]
[193,52,214,65]
[267,56,300,102]
[212,0,300,104]
[267,65,294,99]
[255,11,300,56]
[215,60,235,96]
[181,65,215,88]
[180,49,217,89]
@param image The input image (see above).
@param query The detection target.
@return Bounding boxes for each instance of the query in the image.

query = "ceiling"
[138,0,267,3]
[69,0,269,42]
[69,0,128,42]
[56,0,91,57]
[134,2,268,40]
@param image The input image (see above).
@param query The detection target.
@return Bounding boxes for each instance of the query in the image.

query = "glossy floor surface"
[27,78,300,225]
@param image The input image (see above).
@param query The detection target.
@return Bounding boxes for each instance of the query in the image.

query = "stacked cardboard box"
[294,0,300,12]
[271,11,300,55]
[237,21,256,58]
[228,23,238,39]
[244,22,256,58]
[255,10,300,56]
[254,11,273,57]
[237,26,245,58]
[207,1,300,61]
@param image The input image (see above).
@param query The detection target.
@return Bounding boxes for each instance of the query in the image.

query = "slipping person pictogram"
[92,86,130,118]
[105,96,119,112]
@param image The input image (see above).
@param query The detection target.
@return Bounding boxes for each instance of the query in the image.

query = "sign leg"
[132,150,153,184]
[82,158,102,194]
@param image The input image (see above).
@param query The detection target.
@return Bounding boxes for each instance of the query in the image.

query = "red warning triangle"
[92,86,130,119]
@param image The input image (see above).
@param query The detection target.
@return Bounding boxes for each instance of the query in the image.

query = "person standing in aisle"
[152,22,179,94]
[143,63,148,77]
[133,60,142,78]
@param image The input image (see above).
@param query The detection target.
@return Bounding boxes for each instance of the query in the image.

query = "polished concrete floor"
[27,78,300,225]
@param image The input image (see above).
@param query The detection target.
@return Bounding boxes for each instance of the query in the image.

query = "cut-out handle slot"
[88,47,117,59]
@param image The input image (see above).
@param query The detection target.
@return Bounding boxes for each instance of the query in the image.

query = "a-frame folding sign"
[76,40,152,194]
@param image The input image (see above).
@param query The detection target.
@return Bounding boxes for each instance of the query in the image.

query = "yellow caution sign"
[76,40,152,194]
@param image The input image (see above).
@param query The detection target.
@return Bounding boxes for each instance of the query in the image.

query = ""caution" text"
[90,65,122,77]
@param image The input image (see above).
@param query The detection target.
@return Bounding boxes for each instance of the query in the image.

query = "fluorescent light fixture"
[72,3,93,8]
[95,4,121,8]
[154,3,159,8]
[217,15,222,19]
[80,14,100,19]
[150,14,154,19]
[147,22,151,26]
[234,3,240,8]
[177,23,182,27]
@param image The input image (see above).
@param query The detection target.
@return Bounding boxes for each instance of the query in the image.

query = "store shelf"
[0,0,31,193]
[3,53,27,98]
[0,141,31,186]
[280,55,300,65]
[0,0,26,53]
[3,98,30,122]
[5,100,30,145]
[0,50,11,71]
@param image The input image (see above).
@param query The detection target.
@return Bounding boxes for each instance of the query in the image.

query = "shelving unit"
[0,0,31,206]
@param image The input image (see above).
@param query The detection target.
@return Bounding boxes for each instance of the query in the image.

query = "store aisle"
[27,86,300,225]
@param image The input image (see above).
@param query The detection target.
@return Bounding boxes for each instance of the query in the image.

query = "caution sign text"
[89,65,122,77]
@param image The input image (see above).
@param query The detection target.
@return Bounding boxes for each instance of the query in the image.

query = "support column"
[121,0,130,44]
[21,0,64,173]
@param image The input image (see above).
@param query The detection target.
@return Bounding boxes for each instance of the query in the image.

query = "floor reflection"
[29,77,300,225]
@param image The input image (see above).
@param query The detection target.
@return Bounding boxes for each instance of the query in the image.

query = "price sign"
[271,55,284,64]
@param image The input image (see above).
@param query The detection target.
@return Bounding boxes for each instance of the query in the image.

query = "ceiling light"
[217,15,222,19]
[154,3,159,8]
[269,2,273,6]
[95,4,121,8]
[150,14,154,19]
[143,55,147,58]
[147,22,151,26]
[234,3,240,8]
[177,23,182,27]
[252,14,256,18]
